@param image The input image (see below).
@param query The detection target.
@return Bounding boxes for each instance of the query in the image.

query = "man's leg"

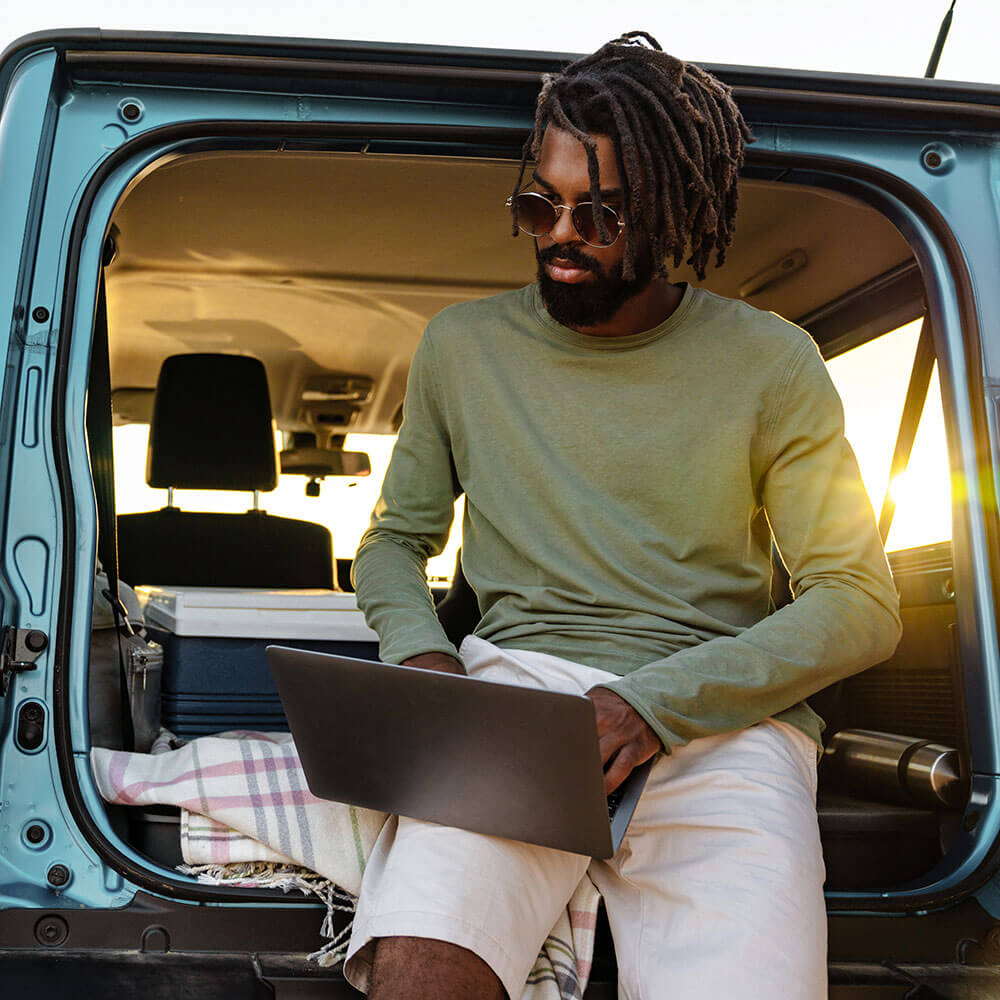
[369,937,506,1000]
[344,636,610,998]
[343,814,590,998]
[589,718,827,1000]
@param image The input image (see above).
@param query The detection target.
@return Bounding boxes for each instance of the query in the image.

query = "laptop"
[266,645,656,858]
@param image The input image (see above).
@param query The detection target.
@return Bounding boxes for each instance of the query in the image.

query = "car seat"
[116,353,334,589]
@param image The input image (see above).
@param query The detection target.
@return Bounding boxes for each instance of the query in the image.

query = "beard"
[535,241,656,329]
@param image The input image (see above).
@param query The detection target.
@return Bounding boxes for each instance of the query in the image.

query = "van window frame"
[48,121,1000,913]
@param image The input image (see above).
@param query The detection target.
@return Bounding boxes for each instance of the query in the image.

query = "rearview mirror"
[279,446,371,478]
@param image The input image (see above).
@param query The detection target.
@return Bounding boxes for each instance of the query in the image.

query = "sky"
[4,0,1000,87]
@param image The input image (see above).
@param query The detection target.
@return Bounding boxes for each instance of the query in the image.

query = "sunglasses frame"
[506,191,626,248]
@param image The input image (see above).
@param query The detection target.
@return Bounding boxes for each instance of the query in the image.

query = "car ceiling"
[106,150,914,436]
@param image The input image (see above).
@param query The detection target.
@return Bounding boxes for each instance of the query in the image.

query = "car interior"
[87,147,966,918]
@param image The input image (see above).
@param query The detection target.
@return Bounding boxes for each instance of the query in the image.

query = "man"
[343,32,902,1000]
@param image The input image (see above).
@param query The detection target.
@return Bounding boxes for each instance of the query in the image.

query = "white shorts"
[344,635,827,999]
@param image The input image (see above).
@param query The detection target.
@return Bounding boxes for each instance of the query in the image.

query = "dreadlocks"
[512,31,753,282]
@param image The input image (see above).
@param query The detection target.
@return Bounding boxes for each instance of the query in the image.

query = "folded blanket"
[94,730,381,893]
[91,731,601,999]
[181,810,294,866]
[152,731,299,866]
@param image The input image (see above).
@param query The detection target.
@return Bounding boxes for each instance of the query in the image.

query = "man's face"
[529,125,655,328]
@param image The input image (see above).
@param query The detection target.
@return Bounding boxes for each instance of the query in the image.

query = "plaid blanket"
[91,730,601,999]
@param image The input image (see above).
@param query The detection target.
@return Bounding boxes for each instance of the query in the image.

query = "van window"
[112,427,465,583]
[825,318,951,552]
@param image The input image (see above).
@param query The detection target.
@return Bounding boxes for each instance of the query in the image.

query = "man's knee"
[369,935,507,1000]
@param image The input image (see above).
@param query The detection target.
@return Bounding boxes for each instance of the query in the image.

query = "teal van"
[2,27,1000,997]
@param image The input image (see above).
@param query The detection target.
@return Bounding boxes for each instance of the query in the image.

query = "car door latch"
[0,628,48,696]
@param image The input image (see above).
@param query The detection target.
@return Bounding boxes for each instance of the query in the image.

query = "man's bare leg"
[368,935,507,1000]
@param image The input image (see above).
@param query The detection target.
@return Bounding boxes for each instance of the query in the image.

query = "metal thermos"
[823,729,964,809]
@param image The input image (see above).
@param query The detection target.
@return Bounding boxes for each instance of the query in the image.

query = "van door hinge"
[0,628,48,696]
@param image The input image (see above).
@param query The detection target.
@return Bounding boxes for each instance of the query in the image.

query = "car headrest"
[146,353,278,492]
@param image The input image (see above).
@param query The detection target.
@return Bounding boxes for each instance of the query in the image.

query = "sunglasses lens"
[514,193,557,236]
[572,204,621,246]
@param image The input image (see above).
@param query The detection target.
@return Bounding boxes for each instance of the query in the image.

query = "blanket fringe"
[178,862,357,967]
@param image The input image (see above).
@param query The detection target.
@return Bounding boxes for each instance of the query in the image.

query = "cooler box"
[136,586,380,738]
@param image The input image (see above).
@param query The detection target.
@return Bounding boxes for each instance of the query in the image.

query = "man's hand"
[402,652,466,676]
[587,687,660,795]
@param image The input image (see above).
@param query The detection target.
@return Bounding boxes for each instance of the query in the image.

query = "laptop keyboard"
[607,789,623,820]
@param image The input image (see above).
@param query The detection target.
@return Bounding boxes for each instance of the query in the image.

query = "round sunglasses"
[506,191,625,248]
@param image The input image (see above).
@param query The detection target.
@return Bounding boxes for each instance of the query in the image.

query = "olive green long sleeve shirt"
[351,282,902,752]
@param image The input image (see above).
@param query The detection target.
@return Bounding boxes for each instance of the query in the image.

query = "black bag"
[88,570,163,753]
[87,259,162,753]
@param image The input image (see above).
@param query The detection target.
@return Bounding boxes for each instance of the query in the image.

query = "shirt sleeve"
[351,326,463,664]
[593,337,903,752]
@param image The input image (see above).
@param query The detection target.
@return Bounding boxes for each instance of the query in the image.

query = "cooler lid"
[135,586,379,641]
